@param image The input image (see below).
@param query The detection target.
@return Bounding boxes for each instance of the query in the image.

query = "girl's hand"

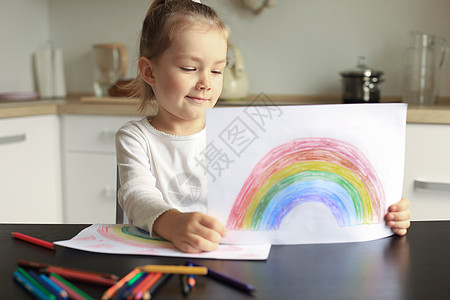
[385,197,411,236]
[153,210,228,253]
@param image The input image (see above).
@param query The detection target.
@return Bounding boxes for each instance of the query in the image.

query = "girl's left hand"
[385,197,411,236]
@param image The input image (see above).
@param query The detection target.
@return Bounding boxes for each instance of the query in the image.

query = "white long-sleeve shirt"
[115,117,207,236]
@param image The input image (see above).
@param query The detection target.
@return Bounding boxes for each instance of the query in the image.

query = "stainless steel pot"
[340,56,384,103]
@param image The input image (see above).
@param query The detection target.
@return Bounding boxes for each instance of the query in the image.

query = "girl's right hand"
[153,209,228,253]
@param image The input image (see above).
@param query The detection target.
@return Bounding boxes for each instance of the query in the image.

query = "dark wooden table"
[1,221,449,299]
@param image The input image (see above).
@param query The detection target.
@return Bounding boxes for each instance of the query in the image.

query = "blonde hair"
[129,0,230,112]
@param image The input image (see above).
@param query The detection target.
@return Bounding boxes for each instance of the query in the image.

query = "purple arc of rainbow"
[226,137,385,230]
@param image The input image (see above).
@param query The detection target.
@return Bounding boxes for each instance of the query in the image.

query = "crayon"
[179,274,191,297]
[118,272,145,300]
[111,281,130,300]
[17,268,56,300]
[144,273,172,300]
[137,265,207,275]
[28,271,59,300]
[13,270,52,300]
[102,268,140,300]
[48,275,86,300]
[187,261,255,293]
[39,274,69,300]
[187,262,196,288]
[131,273,161,300]
[49,273,95,300]
[44,266,116,286]
[18,260,119,281]
[11,232,55,250]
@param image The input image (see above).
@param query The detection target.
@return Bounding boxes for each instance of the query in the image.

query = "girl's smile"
[186,95,211,104]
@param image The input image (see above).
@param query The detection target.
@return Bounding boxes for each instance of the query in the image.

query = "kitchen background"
[1,0,450,224]
[1,0,450,99]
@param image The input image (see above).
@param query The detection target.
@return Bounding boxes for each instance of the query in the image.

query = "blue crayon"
[13,270,52,300]
[39,273,69,300]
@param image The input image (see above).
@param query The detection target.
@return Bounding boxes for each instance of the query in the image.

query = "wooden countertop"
[1,96,450,125]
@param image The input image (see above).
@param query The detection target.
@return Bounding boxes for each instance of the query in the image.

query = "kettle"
[92,43,128,97]
[220,44,250,101]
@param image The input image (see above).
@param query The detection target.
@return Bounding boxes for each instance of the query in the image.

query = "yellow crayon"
[137,265,208,275]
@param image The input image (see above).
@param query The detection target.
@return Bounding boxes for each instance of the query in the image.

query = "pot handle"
[435,37,448,69]
[356,56,368,68]
[116,43,128,78]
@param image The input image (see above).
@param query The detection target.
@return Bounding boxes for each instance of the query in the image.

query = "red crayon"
[11,232,55,250]
[44,266,117,286]
[18,260,119,281]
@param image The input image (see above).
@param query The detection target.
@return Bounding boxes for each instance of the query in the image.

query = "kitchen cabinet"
[0,115,62,223]
[61,114,138,223]
[403,123,450,220]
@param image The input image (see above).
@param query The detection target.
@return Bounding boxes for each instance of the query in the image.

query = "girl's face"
[149,26,228,129]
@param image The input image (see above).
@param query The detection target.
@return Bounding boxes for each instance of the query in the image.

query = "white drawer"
[63,152,117,223]
[62,115,138,153]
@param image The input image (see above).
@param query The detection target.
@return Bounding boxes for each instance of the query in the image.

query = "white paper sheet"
[54,224,271,260]
[205,102,407,245]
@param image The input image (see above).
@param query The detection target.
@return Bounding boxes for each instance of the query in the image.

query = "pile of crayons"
[13,261,203,300]
[14,260,119,300]
[11,232,255,299]
[14,260,255,299]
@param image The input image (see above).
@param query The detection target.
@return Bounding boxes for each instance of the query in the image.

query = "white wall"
[48,0,146,95]
[0,0,50,93]
[2,0,450,98]
[209,0,450,97]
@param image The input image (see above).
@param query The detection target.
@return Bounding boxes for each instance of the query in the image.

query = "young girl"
[116,0,411,253]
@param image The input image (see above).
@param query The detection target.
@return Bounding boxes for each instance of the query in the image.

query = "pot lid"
[340,56,383,77]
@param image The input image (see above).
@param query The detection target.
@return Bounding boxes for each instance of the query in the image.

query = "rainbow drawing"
[226,137,385,231]
[55,224,272,260]
[97,225,169,248]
